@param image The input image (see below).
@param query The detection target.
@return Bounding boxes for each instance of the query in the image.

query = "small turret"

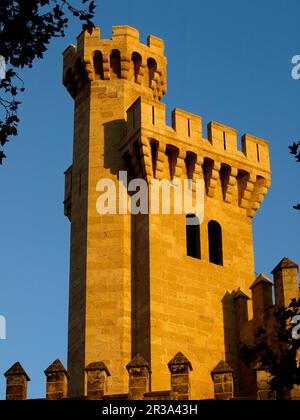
[272,258,299,308]
[45,359,69,400]
[63,26,167,101]
[4,362,30,400]
[250,274,274,325]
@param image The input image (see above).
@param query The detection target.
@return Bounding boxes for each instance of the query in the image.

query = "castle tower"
[63,26,271,399]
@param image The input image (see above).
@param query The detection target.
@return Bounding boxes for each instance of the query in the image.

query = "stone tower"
[63,26,271,399]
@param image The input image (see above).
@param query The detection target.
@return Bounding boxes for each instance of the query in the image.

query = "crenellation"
[77,27,101,58]
[112,26,140,42]
[172,109,202,141]
[63,44,77,63]
[122,97,270,216]
[123,97,271,172]
[242,134,270,171]
[63,26,167,101]
[208,121,238,154]
[122,98,271,215]
[147,35,165,54]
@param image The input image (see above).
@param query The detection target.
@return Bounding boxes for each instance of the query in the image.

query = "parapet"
[121,96,271,218]
[3,353,193,401]
[63,26,167,101]
[124,96,270,170]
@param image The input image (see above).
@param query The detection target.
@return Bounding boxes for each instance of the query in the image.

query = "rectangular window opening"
[186,215,201,259]
[256,143,260,162]
[223,132,227,151]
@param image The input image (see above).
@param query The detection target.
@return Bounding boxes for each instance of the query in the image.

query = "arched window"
[93,51,104,80]
[132,52,142,83]
[110,50,121,79]
[147,58,157,88]
[208,221,223,266]
[186,215,201,259]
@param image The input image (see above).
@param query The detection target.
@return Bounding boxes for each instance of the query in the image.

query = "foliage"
[240,298,300,399]
[0,0,96,164]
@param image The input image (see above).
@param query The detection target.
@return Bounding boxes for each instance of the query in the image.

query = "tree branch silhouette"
[0,0,96,164]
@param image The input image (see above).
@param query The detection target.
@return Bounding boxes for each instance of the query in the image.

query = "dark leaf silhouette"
[240,298,300,399]
[0,0,96,164]
[289,142,300,156]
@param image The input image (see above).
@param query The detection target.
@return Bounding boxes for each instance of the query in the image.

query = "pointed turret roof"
[44,359,68,376]
[4,362,30,381]
[250,274,273,290]
[211,360,234,375]
[126,354,149,371]
[168,352,193,371]
[85,362,111,376]
[234,289,250,300]
[271,258,299,275]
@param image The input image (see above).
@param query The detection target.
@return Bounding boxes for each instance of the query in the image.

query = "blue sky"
[0,0,300,399]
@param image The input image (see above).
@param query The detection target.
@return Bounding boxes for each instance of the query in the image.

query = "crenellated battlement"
[63,26,167,100]
[121,96,271,218]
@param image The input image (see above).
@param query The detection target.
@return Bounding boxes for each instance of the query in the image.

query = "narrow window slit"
[257,143,260,162]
